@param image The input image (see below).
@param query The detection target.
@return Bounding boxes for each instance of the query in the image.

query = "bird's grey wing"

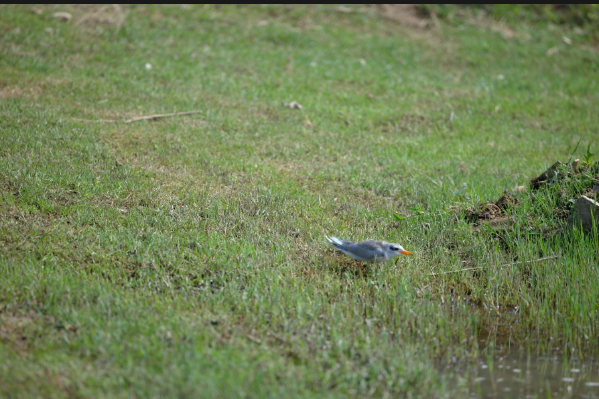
[357,240,386,251]
[345,240,385,261]
[329,238,355,248]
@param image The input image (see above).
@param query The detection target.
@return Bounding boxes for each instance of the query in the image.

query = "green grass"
[1,4,599,398]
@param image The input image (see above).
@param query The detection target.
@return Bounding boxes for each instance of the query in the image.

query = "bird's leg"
[358,261,363,278]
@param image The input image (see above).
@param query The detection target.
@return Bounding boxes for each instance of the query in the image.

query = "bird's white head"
[385,243,413,258]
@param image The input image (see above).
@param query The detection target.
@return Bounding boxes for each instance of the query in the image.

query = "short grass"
[1,4,599,398]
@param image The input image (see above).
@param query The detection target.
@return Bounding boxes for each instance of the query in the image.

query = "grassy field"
[1,4,599,398]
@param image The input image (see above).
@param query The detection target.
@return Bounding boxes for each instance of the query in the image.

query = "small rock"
[572,158,580,172]
[53,12,72,21]
[569,195,599,233]
[282,101,302,110]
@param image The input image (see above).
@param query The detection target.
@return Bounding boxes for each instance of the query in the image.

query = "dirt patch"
[0,86,25,99]
[466,192,516,231]
[0,313,35,353]
[376,4,433,30]
[0,307,79,354]
[494,192,516,211]
[0,85,41,100]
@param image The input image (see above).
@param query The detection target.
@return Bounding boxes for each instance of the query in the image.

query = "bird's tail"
[325,236,344,246]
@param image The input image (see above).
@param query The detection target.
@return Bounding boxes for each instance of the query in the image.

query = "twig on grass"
[429,255,559,276]
[124,110,202,123]
[72,110,202,124]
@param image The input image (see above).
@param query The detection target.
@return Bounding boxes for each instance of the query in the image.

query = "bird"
[325,236,412,273]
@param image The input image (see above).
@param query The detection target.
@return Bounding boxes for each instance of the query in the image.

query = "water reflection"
[449,300,599,398]
[470,351,599,398]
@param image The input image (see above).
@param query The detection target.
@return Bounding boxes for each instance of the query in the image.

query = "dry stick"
[72,110,202,124]
[124,110,202,124]
[429,255,559,276]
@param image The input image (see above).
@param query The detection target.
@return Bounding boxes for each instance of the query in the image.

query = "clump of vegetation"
[467,145,598,237]
[532,155,598,213]
[422,4,599,41]
[490,5,599,28]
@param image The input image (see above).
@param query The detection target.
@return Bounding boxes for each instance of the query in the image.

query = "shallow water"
[469,351,599,398]
[450,302,599,398]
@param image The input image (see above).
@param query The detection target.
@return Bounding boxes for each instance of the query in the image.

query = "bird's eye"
[391,246,398,251]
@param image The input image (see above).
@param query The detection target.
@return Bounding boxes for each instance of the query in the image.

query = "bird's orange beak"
[400,250,413,256]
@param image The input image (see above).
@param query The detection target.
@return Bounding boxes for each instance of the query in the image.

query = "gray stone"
[569,195,599,233]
